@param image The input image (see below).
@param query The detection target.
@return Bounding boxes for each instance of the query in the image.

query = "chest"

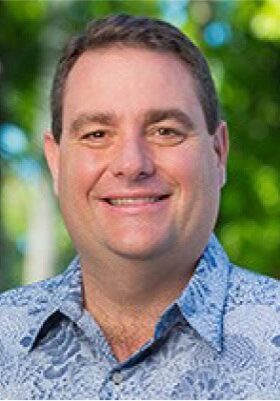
[1,326,280,399]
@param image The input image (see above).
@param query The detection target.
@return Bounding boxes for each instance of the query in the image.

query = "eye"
[82,130,106,139]
[80,130,113,148]
[148,127,187,146]
[158,128,178,137]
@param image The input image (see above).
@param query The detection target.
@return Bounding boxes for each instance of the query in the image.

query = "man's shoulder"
[0,272,65,356]
[228,263,280,304]
[0,271,65,308]
[224,264,280,333]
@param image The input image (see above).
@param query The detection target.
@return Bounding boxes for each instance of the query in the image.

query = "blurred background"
[0,0,279,291]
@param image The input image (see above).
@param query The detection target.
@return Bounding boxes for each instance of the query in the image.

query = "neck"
[81,248,195,309]
[80,250,195,361]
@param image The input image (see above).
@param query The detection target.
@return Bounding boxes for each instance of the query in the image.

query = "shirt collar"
[176,234,230,352]
[23,235,229,354]
[19,257,83,354]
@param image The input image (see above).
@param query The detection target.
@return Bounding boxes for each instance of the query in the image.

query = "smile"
[103,195,170,206]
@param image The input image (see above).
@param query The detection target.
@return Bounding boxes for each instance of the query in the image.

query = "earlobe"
[213,121,229,188]
[44,132,60,195]
[220,166,227,187]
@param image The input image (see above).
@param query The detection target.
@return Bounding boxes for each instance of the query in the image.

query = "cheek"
[157,146,204,189]
[157,143,220,214]
[58,148,105,198]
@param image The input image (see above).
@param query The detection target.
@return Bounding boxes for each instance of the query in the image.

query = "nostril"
[159,194,170,200]
[138,171,149,179]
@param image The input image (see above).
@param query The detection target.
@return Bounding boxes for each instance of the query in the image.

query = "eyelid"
[77,129,115,148]
[146,126,188,146]
[158,127,184,134]
[81,130,106,138]
[149,119,191,132]
[79,127,115,139]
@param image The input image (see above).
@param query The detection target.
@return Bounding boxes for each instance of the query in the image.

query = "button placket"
[112,371,124,385]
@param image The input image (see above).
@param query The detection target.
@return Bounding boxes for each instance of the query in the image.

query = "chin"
[105,237,173,261]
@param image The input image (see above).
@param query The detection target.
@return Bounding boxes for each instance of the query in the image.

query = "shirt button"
[112,371,123,385]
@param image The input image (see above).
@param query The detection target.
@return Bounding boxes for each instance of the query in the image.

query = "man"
[1,14,280,399]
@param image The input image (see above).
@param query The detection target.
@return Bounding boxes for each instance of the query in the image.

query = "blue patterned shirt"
[1,235,280,399]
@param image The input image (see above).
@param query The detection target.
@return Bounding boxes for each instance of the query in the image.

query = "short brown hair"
[51,14,220,143]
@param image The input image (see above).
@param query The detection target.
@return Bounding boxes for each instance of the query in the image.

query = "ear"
[44,131,60,195]
[213,121,229,188]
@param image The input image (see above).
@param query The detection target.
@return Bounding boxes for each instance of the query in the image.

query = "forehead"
[65,46,197,94]
[62,46,205,129]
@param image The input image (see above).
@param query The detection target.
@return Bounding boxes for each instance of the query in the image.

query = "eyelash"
[82,130,107,139]
[156,127,183,136]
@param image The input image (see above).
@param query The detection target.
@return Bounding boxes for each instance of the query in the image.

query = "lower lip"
[99,197,170,215]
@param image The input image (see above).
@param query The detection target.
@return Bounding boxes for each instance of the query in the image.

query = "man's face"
[45,47,228,265]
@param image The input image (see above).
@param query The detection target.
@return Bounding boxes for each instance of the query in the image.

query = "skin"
[44,46,228,361]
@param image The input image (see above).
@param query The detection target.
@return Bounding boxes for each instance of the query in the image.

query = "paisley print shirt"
[1,234,280,399]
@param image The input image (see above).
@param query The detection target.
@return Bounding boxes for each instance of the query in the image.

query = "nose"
[109,135,155,181]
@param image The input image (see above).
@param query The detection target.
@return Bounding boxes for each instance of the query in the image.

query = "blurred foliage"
[193,0,280,277]
[0,0,279,291]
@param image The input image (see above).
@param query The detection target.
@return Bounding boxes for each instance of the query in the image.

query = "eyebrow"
[69,108,195,135]
[69,112,118,134]
[143,108,196,130]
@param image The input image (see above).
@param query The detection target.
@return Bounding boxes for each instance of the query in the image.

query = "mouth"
[102,194,170,207]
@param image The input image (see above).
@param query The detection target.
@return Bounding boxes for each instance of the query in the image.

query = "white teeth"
[108,197,159,206]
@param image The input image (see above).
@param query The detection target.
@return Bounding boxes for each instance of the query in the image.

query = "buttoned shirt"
[1,234,280,399]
